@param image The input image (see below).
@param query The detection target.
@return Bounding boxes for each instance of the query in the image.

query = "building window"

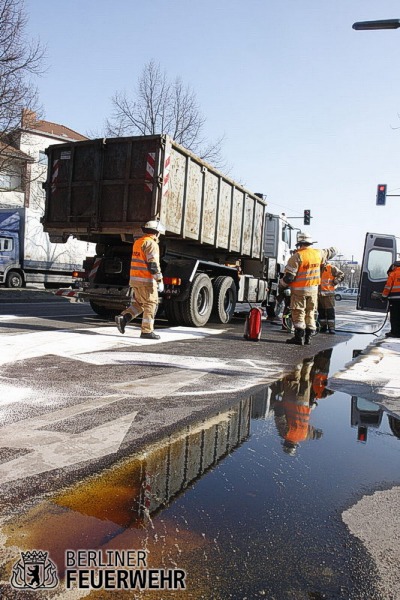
[0,237,13,252]
[39,151,47,165]
[0,168,22,191]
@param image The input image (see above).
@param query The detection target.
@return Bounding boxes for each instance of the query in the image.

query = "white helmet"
[142,220,166,235]
[296,232,315,245]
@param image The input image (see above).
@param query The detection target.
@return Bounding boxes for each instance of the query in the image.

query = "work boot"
[140,331,160,340]
[286,328,304,345]
[328,321,336,334]
[304,328,315,345]
[319,325,328,334]
[115,313,132,334]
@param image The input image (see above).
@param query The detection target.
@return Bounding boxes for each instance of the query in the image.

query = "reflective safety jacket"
[129,235,162,286]
[319,263,344,296]
[283,401,313,444]
[283,246,337,292]
[289,247,322,291]
[382,264,400,300]
[312,373,328,399]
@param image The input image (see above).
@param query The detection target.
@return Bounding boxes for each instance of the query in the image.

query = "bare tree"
[106,60,225,167]
[0,0,45,168]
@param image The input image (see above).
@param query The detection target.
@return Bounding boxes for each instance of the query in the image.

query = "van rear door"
[357,233,397,312]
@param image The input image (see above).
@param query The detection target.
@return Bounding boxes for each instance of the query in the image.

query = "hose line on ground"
[338,307,390,336]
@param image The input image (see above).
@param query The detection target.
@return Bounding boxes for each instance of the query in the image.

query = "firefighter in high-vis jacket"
[382,260,400,338]
[115,220,165,339]
[311,348,334,401]
[279,359,323,456]
[279,232,337,345]
[318,262,344,334]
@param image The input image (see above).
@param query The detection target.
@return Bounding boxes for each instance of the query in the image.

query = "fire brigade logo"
[10,550,59,590]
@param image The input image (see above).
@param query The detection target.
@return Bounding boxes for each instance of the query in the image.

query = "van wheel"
[181,273,213,327]
[89,301,120,320]
[211,276,237,323]
[5,270,23,288]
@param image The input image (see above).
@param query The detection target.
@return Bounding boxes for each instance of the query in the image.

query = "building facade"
[0,109,87,210]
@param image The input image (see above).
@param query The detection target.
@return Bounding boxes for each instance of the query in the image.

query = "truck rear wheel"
[211,276,237,323]
[89,301,120,320]
[163,299,184,325]
[5,270,24,288]
[181,273,213,327]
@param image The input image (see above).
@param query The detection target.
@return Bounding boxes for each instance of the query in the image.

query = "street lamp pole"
[353,19,400,30]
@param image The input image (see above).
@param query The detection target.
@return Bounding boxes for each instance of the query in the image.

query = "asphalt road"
[1,290,396,600]
[0,291,384,506]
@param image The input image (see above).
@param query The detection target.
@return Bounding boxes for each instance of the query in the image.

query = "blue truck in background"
[0,208,90,288]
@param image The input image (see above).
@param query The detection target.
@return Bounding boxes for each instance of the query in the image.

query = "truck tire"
[181,273,213,327]
[211,276,237,323]
[5,270,24,288]
[163,299,184,325]
[89,301,120,320]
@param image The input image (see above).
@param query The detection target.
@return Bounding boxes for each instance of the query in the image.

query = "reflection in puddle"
[2,346,400,598]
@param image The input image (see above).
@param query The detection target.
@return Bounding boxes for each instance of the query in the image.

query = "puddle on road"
[2,334,400,599]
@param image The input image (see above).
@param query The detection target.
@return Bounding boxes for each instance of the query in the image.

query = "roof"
[27,119,88,142]
[0,141,34,162]
[20,109,87,142]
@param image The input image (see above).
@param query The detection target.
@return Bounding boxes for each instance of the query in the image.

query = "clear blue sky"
[25,0,400,261]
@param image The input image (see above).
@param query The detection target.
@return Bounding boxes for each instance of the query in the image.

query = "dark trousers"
[389,300,400,336]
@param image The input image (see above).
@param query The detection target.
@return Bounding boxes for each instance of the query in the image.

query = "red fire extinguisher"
[244,306,263,341]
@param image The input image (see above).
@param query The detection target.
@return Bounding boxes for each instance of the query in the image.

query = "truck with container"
[0,207,92,288]
[42,134,295,326]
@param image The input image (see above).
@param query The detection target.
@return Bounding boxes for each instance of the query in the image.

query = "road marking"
[0,371,209,483]
[75,351,281,395]
[0,398,138,485]
[75,350,270,373]
[113,371,207,397]
[0,326,224,367]
[0,313,94,321]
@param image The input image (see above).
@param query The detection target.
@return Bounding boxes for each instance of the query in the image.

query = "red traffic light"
[357,426,368,442]
[376,184,387,206]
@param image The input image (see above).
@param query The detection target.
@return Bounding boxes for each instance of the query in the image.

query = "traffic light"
[376,184,387,206]
[357,426,368,443]
[303,209,311,225]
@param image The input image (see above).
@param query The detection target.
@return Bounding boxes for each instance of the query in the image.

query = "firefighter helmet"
[282,440,298,456]
[142,220,166,235]
[296,232,315,245]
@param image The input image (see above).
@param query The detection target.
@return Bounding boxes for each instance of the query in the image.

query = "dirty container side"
[159,139,185,236]
[45,142,99,227]
[45,136,164,236]
[252,200,265,259]
[101,136,160,230]
[200,169,219,246]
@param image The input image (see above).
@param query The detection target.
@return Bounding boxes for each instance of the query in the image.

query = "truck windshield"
[282,225,291,247]
[0,237,13,252]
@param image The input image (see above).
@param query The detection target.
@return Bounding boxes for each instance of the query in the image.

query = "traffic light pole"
[287,216,313,226]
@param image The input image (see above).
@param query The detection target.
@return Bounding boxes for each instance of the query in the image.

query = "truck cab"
[0,211,22,288]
